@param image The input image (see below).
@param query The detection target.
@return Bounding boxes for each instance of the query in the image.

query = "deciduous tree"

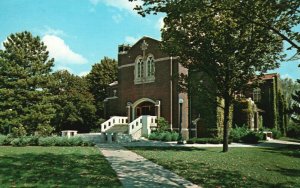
[86,57,118,118]
[131,0,299,152]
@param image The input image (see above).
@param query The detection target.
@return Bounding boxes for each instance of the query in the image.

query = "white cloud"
[55,66,74,73]
[156,17,165,30]
[42,35,88,65]
[281,74,292,79]
[0,39,8,50]
[125,36,140,44]
[90,0,142,13]
[112,14,123,23]
[43,26,65,36]
[0,42,4,50]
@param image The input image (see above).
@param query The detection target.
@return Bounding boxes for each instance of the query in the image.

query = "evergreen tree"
[50,70,96,133]
[0,31,55,135]
[86,57,118,118]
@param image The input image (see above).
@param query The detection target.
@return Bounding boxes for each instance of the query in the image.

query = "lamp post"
[177,98,184,144]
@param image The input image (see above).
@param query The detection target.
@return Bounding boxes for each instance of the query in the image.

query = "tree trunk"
[222,94,231,152]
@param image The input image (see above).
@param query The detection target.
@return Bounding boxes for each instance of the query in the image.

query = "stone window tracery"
[134,54,155,84]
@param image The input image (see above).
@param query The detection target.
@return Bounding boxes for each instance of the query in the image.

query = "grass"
[128,146,300,188]
[0,146,121,187]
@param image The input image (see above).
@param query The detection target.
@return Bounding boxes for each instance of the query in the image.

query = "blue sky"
[0,0,299,80]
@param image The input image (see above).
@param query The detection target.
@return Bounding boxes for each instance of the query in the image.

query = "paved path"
[97,143,200,188]
[120,139,300,148]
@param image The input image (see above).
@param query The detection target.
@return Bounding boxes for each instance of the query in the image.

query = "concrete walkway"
[97,143,200,188]
[120,139,300,148]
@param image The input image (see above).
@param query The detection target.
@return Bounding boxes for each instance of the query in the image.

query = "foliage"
[0,31,55,135]
[230,126,263,143]
[0,147,121,187]
[271,128,282,139]
[11,124,27,137]
[148,131,178,142]
[132,0,298,152]
[49,70,96,133]
[187,137,224,144]
[0,135,95,147]
[287,123,300,139]
[38,136,95,147]
[291,69,300,126]
[157,117,170,132]
[130,146,300,187]
[86,57,118,118]
[241,131,263,144]
[36,124,54,136]
[229,125,248,142]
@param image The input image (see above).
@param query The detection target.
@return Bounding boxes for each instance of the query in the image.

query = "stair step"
[106,124,129,134]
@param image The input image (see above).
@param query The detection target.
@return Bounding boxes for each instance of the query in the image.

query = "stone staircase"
[105,124,129,134]
[100,115,158,143]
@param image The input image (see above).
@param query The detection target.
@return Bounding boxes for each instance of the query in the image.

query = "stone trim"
[118,56,179,69]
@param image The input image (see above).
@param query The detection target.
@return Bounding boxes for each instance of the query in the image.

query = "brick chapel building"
[104,37,190,138]
[104,36,286,139]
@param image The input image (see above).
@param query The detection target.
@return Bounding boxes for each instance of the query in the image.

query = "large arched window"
[134,54,155,84]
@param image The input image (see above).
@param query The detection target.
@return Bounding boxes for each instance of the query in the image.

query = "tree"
[86,57,118,118]
[0,31,55,135]
[49,70,97,133]
[131,0,299,152]
[291,67,300,125]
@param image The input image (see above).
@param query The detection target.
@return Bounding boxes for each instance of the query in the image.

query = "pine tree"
[0,31,55,135]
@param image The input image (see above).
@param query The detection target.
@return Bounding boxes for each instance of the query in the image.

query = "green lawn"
[128,146,300,188]
[0,146,121,187]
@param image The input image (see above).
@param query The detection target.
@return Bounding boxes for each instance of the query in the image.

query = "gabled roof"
[260,73,279,80]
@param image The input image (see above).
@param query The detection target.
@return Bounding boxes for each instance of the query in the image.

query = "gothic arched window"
[146,55,155,77]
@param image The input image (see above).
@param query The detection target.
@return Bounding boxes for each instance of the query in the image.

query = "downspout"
[170,57,173,129]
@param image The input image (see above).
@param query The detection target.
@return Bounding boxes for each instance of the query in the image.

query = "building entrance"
[135,101,155,117]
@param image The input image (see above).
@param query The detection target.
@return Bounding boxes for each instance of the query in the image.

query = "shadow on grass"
[261,145,300,158]
[151,157,299,188]
[0,150,121,187]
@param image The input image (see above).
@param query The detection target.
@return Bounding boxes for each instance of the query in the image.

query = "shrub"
[271,128,282,139]
[171,132,179,141]
[241,131,263,144]
[2,136,13,145]
[148,132,159,140]
[230,125,248,142]
[287,124,300,139]
[157,117,170,133]
[0,135,7,145]
[208,137,222,144]
[11,124,27,137]
[161,132,172,142]
[195,138,208,144]
[11,138,28,147]
[25,136,39,146]
[148,131,179,142]
[36,125,54,136]
[186,138,196,144]
[38,136,57,146]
